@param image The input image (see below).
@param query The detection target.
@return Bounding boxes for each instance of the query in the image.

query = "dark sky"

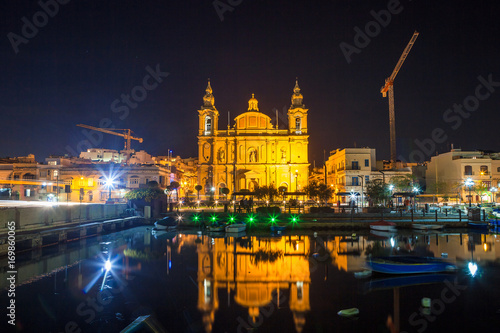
[1,0,499,164]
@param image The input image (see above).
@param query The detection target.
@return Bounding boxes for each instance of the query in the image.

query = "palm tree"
[195,185,203,201]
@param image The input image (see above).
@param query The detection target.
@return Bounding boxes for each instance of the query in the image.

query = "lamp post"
[490,187,497,204]
[412,186,419,212]
[294,170,298,198]
[388,184,394,208]
[465,178,474,208]
[105,178,114,203]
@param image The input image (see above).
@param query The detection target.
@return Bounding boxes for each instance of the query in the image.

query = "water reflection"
[176,230,500,332]
[2,228,500,332]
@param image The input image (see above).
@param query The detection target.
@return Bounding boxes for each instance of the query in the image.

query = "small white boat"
[412,224,443,231]
[154,217,177,230]
[225,223,246,233]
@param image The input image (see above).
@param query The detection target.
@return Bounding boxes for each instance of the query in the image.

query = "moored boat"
[367,256,457,274]
[468,222,489,230]
[207,224,226,232]
[154,217,177,230]
[412,224,443,231]
[225,223,246,233]
[370,220,397,231]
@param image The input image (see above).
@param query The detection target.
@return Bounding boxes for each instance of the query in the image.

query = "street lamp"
[105,178,114,202]
[465,178,474,208]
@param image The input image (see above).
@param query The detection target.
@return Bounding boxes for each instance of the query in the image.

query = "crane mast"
[381,31,419,167]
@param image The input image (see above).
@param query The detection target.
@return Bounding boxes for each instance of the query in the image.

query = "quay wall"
[0,204,127,230]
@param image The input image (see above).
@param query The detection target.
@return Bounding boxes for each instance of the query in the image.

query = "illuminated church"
[197,80,310,196]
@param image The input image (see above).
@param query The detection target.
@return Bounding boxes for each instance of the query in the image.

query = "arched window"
[295,117,301,131]
[480,165,488,174]
[464,165,472,176]
[205,116,212,133]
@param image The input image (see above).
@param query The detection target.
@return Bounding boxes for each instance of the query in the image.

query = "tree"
[125,186,165,203]
[254,184,279,203]
[474,182,490,205]
[195,185,203,200]
[390,174,417,192]
[221,187,230,201]
[427,180,461,203]
[366,179,391,206]
[317,183,333,205]
[304,181,333,206]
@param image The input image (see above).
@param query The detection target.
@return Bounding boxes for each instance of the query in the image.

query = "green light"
[289,214,300,228]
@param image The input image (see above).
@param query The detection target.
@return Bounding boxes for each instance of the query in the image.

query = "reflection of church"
[197,80,310,196]
[196,236,311,332]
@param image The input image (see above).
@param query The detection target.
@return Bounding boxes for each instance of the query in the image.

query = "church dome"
[248,93,259,111]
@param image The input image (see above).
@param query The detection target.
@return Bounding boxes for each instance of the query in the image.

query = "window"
[205,116,212,133]
[53,170,58,177]
[497,167,500,172]
[365,159,369,167]
[365,175,369,183]
[48,161,57,165]
[130,177,139,185]
[295,117,301,132]
[25,189,31,197]
[352,161,359,170]
[464,165,472,175]
[87,178,94,187]
[352,177,359,186]
[480,165,488,175]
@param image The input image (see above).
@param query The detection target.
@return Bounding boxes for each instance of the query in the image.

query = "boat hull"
[370,220,396,231]
[468,222,489,230]
[225,224,246,233]
[367,256,457,274]
[412,224,443,231]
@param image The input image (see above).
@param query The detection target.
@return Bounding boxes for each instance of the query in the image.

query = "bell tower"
[288,79,308,134]
[198,79,219,136]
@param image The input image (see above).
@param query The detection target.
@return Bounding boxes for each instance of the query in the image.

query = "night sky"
[1,0,499,164]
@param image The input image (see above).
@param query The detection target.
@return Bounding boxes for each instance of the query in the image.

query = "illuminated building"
[326,147,413,204]
[426,148,500,204]
[197,80,310,198]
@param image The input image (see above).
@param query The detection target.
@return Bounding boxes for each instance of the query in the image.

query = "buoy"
[421,297,431,308]
[337,308,359,317]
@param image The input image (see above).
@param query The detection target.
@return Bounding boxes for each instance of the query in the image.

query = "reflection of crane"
[381,31,419,166]
[76,124,143,158]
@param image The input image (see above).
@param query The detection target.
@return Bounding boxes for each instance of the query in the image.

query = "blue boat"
[364,273,452,292]
[367,256,457,274]
[468,222,489,230]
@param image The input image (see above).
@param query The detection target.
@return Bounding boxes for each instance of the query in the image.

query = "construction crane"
[76,124,143,160]
[381,31,419,167]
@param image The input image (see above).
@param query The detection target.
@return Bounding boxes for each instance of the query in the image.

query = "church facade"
[197,80,310,198]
